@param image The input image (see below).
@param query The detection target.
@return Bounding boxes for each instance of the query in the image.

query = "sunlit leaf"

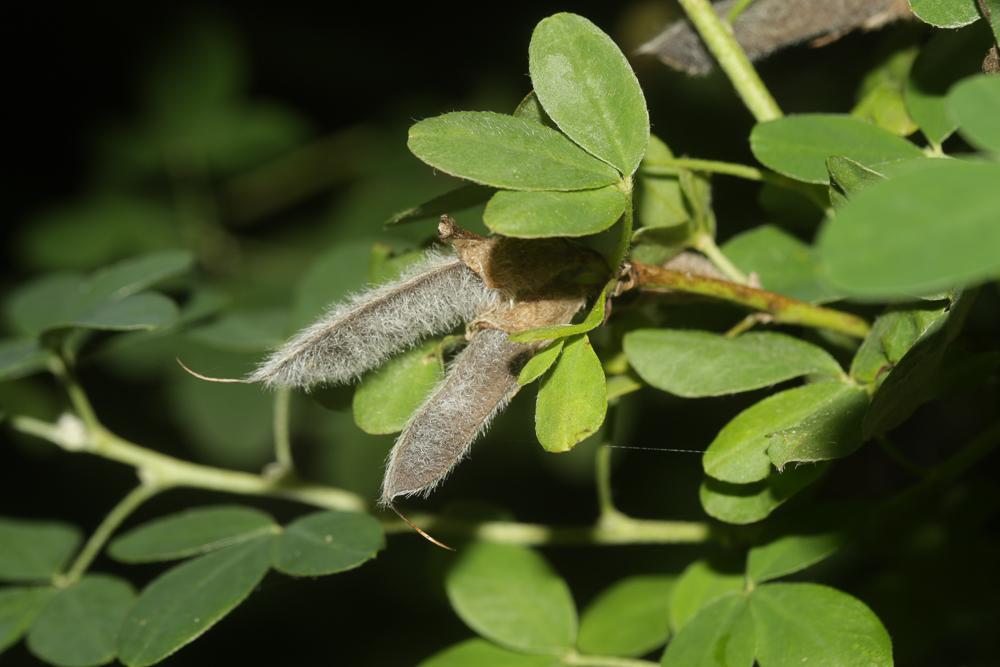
[445,543,576,654]
[669,560,744,632]
[408,112,619,191]
[624,330,842,398]
[535,334,607,453]
[750,583,893,667]
[118,537,273,667]
[750,114,922,184]
[484,187,626,238]
[27,575,134,667]
[518,340,564,386]
[353,340,443,434]
[908,0,981,28]
[661,594,754,667]
[528,12,648,175]
[577,575,674,657]
[108,506,277,563]
[271,511,384,577]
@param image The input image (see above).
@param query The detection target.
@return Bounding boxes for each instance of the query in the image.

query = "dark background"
[3,3,999,666]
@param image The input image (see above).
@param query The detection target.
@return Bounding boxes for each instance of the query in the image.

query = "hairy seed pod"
[380,328,537,504]
[639,0,910,76]
[248,249,500,389]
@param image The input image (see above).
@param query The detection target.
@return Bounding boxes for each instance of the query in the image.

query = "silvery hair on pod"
[380,328,535,505]
[248,249,501,389]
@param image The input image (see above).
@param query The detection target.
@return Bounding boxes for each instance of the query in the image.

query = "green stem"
[596,446,618,518]
[272,388,294,474]
[632,262,870,338]
[676,0,782,121]
[564,653,658,667]
[642,158,765,182]
[61,482,164,585]
[612,178,635,270]
[48,355,101,433]
[694,234,749,283]
[726,0,757,22]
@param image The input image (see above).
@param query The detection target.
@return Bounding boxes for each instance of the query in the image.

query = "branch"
[630,261,871,338]
[676,0,783,121]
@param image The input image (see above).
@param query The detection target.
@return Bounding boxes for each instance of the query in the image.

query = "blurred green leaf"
[722,225,840,303]
[535,334,607,453]
[827,156,885,210]
[577,575,674,657]
[746,533,843,585]
[704,381,868,485]
[484,187,626,238]
[906,26,991,145]
[408,112,619,191]
[27,575,134,667]
[108,506,277,563]
[749,583,892,667]
[445,543,576,654]
[637,135,688,229]
[186,309,289,353]
[353,340,443,434]
[852,48,918,136]
[271,511,384,577]
[418,639,561,667]
[0,339,49,382]
[699,464,826,525]
[0,518,81,583]
[0,587,53,654]
[528,12,648,175]
[850,306,948,386]
[661,594,754,667]
[292,239,373,331]
[908,0,981,28]
[669,560,743,632]
[85,251,193,303]
[387,184,494,226]
[625,330,842,399]
[65,293,178,332]
[949,74,1000,153]
[118,537,273,667]
[818,161,1000,298]
[750,114,922,184]
[518,340,564,386]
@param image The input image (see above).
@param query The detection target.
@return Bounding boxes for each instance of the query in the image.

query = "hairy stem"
[677,0,783,121]
[632,262,870,338]
[61,482,165,585]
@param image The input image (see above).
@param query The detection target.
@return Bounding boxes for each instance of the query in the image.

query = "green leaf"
[906,26,991,145]
[84,251,193,303]
[637,135,689,229]
[949,74,1000,153]
[27,575,135,667]
[669,560,744,632]
[721,226,840,303]
[0,587,54,654]
[0,518,81,583]
[750,583,893,667]
[746,533,844,585]
[518,340,565,386]
[661,594,755,667]
[386,184,493,226]
[700,464,826,525]
[418,639,562,667]
[509,283,611,343]
[827,156,885,209]
[445,543,576,654]
[353,340,444,434]
[849,306,948,386]
[186,309,289,353]
[704,382,868,485]
[528,12,649,175]
[118,537,273,667]
[750,114,922,184]
[577,575,674,657]
[108,506,277,563]
[908,0,981,27]
[851,48,918,137]
[484,187,626,238]
[535,334,607,453]
[407,112,619,191]
[624,330,842,399]
[818,160,1000,298]
[63,293,179,332]
[271,511,384,577]
[513,92,554,126]
[0,339,49,382]
[605,373,642,402]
